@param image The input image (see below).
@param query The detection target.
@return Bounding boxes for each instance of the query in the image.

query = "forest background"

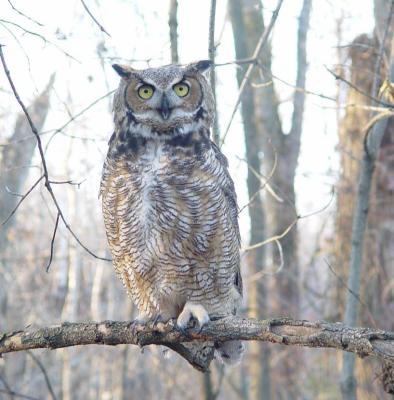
[1,0,394,399]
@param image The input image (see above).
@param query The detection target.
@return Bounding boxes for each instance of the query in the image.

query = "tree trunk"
[168,0,179,64]
[247,0,311,397]
[333,34,378,321]
[0,76,53,395]
[335,1,394,398]
[0,74,54,252]
[229,1,270,398]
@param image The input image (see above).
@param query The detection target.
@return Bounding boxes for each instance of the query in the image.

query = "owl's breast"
[102,137,237,283]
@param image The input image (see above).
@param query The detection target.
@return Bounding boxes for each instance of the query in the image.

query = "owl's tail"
[215,340,245,365]
[177,340,244,370]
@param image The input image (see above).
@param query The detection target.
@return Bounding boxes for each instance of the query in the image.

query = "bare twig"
[0,20,80,63]
[212,363,225,400]
[0,375,14,400]
[1,317,394,374]
[1,174,44,227]
[247,239,284,281]
[7,0,44,26]
[242,218,298,252]
[0,90,114,148]
[26,351,57,400]
[0,45,110,263]
[46,212,60,272]
[44,89,115,152]
[324,259,377,327]
[242,190,334,253]
[326,66,393,109]
[80,0,111,37]
[221,0,284,146]
[238,150,279,214]
[49,179,85,187]
[0,389,38,400]
[214,57,257,67]
[0,19,32,72]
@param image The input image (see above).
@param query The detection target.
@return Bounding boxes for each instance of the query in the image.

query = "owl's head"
[112,61,214,137]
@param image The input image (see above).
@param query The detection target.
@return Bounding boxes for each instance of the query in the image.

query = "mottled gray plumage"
[100,61,244,365]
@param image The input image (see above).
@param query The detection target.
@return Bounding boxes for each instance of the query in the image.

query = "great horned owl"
[100,60,244,366]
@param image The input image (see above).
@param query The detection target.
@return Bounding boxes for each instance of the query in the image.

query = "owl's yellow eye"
[173,82,189,97]
[138,85,154,99]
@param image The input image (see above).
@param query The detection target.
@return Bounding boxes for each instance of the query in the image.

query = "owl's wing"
[100,159,125,278]
[210,141,243,297]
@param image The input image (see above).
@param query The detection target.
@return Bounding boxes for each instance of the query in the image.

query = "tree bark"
[0,76,54,394]
[0,74,54,254]
[253,0,311,397]
[228,1,270,398]
[168,0,179,64]
[341,55,394,400]
[1,317,394,373]
[333,34,378,321]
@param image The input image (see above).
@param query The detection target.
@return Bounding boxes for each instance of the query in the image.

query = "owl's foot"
[130,313,159,334]
[133,313,150,325]
[177,302,210,332]
[130,314,147,337]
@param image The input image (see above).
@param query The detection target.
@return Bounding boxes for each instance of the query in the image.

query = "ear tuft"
[186,60,212,74]
[194,60,212,72]
[112,64,132,78]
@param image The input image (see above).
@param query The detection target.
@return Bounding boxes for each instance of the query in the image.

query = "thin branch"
[221,0,284,146]
[80,0,111,37]
[44,89,116,152]
[326,66,393,109]
[0,45,110,263]
[46,212,60,272]
[1,317,394,374]
[0,375,14,400]
[324,259,377,327]
[26,351,57,400]
[0,389,39,400]
[0,20,80,63]
[1,174,44,227]
[242,191,334,252]
[49,179,85,187]
[247,239,284,281]
[242,218,298,252]
[7,0,44,26]
[0,90,114,148]
[238,149,279,214]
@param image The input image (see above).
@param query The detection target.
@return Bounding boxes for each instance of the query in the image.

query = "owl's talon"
[130,321,141,339]
[177,325,191,338]
[130,313,150,336]
[149,314,165,332]
[177,302,210,331]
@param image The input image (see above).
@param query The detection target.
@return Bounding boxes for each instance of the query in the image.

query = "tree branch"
[1,317,394,373]
[80,0,111,37]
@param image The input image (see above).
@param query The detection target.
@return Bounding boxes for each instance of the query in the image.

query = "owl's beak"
[159,95,171,120]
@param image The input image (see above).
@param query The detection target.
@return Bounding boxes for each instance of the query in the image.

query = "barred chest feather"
[101,127,241,316]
